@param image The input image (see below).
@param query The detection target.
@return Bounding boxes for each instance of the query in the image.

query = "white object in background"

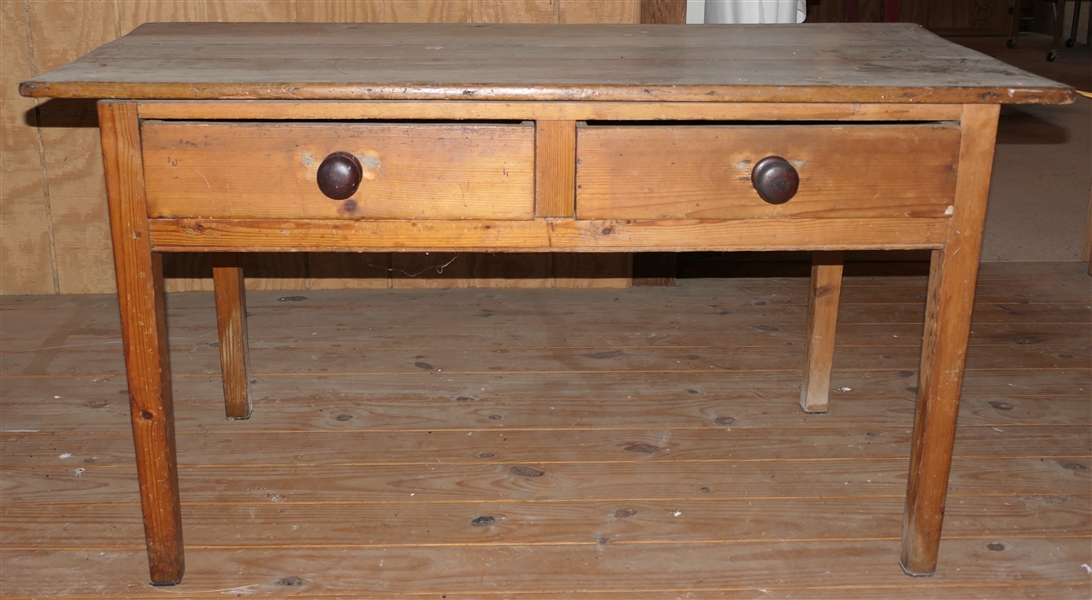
[687,0,707,23]
[705,0,806,24]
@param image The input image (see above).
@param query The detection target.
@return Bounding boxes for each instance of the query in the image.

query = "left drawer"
[141,121,535,220]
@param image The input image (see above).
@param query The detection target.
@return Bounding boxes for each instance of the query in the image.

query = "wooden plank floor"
[1,261,1089,599]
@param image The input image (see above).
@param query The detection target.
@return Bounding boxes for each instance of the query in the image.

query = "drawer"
[575,124,961,220]
[141,121,535,220]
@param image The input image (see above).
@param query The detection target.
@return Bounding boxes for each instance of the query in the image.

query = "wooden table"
[20,23,1074,586]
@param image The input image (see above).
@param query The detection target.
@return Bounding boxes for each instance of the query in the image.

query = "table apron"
[134,100,966,122]
[146,217,950,253]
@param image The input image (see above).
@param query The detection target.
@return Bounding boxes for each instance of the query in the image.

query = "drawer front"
[576,124,960,220]
[142,121,535,220]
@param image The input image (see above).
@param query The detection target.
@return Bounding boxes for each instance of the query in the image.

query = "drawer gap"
[143,118,529,125]
[581,119,959,127]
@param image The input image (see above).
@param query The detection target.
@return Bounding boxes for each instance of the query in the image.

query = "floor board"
[1,262,1089,598]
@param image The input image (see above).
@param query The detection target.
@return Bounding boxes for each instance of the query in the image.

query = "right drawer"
[575,123,961,220]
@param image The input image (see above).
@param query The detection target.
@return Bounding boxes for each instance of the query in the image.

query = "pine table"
[20,22,1075,586]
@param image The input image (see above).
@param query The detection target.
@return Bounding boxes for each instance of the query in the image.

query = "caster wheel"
[1065,38,1075,48]
[1006,38,1017,48]
[1047,51,1058,62]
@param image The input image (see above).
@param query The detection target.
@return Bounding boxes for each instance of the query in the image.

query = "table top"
[19,22,1073,105]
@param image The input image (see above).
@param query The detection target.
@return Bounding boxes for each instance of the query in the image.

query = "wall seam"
[22,0,59,294]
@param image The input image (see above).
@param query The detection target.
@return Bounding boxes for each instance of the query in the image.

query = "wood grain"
[4,378,1090,434]
[534,120,576,218]
[307,253,391,289]
[7,366,1084,409]
[576,124,961,220]
[926,0,1015,35]
[2,539,1086,599]
[0,384,1087,434]
[631,252,676,287]
[115,0,206,35]
[472,253,554,288]
[5,320,1087,378]
[211,253,251,419]
[901,103,1001,576]
[4,324,1089,380]
[19,23,1074,104]
[640,0,686,24]
[147,217,951,252]
[5,425,1088,468]
[800,252,844,413]
[4,495,1087,548]
[206,0,293,22]
[2,260,1083,308]
[295,0,384,22]
[0,0,54,295]
[472,0,556,23]
[553,253,632,288]
[26,0,118,294]
[559,0,640,23]
[237,252,308,291]
[1082,185,1092,267]
[141,121,535,221]
[0,261,1086,597]
[98,101,183,585]
[385,0,470,23]
[5,14,1077,591]
[162,253,213,292]
[4,456,1088,506]
[3,5,688,297]
[135,100,965,122]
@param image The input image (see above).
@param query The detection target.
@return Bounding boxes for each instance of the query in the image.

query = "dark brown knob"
[316,151,363,200]
[750,156,799,205]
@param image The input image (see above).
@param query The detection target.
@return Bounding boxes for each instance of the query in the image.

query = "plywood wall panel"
[295,0,385,22]
[308,253,391,289]
[473,253,554,288]
[207,0,295,21]
[390,253,474,288]
[472,0,556,23]
[559,0,639,23]
[0,0,54,295]
[554,254,632,288]
[3,0,646,295]
[386,0,471,22]
[27,0,119,294]
[116,0,207,34]
[163,254,213,292]
[239,253,309,290]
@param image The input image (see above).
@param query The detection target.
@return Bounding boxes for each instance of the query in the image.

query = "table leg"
[1069,0,1083,47]
[1049,0,1067,59]
[1008,0,1025,46]
[900,104,999,576]
[99,101,185,585]
[800,251,844,413]
[213,254,252,419]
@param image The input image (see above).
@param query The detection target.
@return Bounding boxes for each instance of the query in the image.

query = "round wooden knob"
[316,151,363,200]
[750,156,799,205]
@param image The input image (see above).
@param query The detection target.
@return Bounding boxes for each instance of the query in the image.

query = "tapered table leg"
[901,104,1000,576]
[800,251,844,413]
[213,254,252,419]
[99,101,185,585]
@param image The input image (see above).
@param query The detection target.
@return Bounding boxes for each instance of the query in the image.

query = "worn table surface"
[12,20,1080,588]
[19,22,1075,104]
